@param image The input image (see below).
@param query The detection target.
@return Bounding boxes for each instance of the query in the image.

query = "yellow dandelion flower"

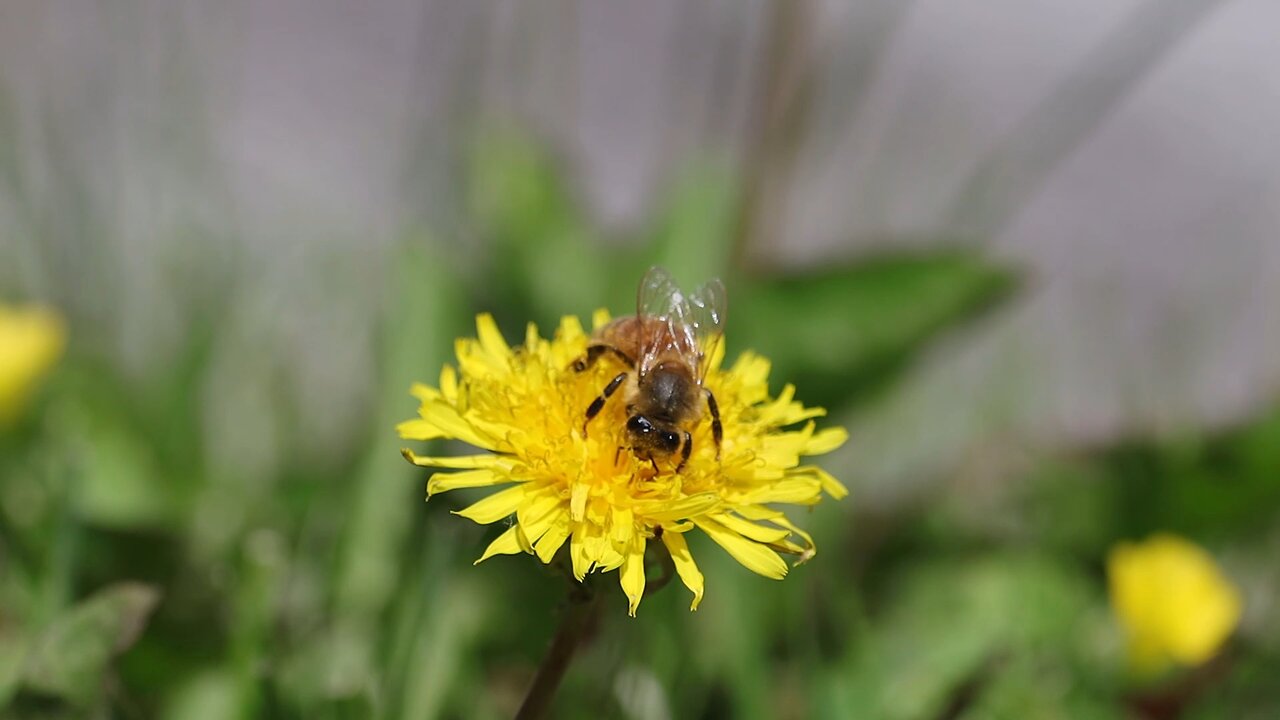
[0,303,66,427]
[399,309,847,616]
[1108,533,1242,674]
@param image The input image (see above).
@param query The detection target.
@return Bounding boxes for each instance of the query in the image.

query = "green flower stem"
[515,582,601,720]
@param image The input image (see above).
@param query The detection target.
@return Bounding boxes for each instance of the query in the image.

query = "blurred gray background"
[2,0,1277,503]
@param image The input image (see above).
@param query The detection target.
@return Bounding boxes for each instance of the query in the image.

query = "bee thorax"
[643,366,695,418]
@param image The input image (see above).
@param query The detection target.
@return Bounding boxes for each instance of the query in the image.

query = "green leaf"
[309,241,468,707]
[161,670,240,720]
[0,628,29,707]
[825,553,1096,720]
[733,250,1018,411]
[967,654,1124,720]
[684,538,796,720]
[21,583,160,705]
[397,576,488,720]
[1105,406,1280,542]
[70,413,179,530]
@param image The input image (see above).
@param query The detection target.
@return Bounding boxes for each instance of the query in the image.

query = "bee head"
[626,414,682,455]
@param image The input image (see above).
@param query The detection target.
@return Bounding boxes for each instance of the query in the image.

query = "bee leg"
[583,371,629,437]
[675,431,693,472]
[705,388,723,460]
[572,344,633,373]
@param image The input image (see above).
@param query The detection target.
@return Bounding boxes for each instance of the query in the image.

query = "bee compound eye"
[627,416,650,434]
[661,432,680,450]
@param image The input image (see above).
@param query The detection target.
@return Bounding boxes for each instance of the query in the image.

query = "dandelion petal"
[803,427,848,455]
[661,530,705,610]
[534,511,572,563]
[475,313,511,358]
[397,418,445,440]
[697,519,788,579]
[427,469,508,497]
[454,484,528,525]
[402,449,513,470]
[738,478,823,505]
[709,512,791,544]
[570,530,592,581]
[475,526,525,564]
[620,539,647,617]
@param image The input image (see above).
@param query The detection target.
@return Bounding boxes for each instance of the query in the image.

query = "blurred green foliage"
[1,132,1278,720]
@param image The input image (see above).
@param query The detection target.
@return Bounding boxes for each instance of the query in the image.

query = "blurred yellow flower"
[400,312,847,615]
[0,304,66,427]
[1108,533,1242,674]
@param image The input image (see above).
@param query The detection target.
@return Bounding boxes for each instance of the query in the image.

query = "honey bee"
[573,266,727,471]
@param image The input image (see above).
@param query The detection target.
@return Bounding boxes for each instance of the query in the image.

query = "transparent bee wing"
[687,277,727,382]
[636,266,684,320]
[636,266,698,376]
[687,277,726,337]
[636,267,728,383]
